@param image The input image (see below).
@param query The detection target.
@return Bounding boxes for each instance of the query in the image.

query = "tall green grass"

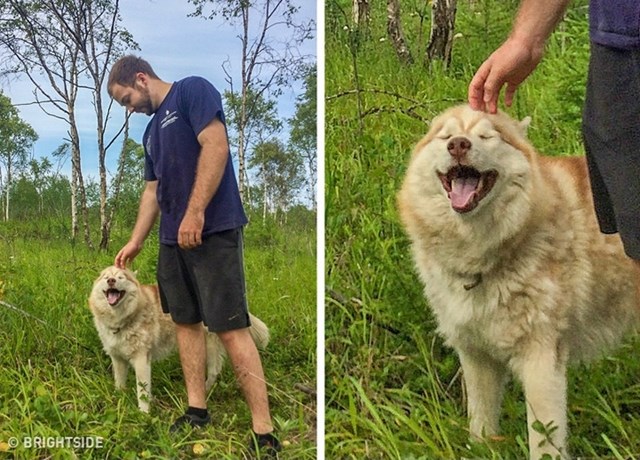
[326,0,640,458]
[0,216,316,459]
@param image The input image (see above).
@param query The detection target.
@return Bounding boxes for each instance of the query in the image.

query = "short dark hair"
[108,55,159,94]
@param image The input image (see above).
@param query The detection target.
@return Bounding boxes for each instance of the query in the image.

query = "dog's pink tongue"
[107,290,120,306]
[450,177,478,208]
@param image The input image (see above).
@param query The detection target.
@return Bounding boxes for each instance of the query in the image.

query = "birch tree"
[387,0,413,64]
[62,0,138,249]
[0,0,136,248]
[54,0,137,249]
[223,86,282,203]
[0,0,90,242]
[352,0,369,27]
[188,0,315,201]
[249,139,303,224]
[425,0,458,67]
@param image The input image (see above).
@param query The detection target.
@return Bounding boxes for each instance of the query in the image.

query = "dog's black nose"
[107,277,116,287]
[447,137,472,161]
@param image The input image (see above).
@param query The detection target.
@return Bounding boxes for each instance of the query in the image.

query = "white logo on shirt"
[161,110,178,129]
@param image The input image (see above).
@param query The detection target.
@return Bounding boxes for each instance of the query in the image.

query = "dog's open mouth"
[104,288,125,307]
[438,166,498,213]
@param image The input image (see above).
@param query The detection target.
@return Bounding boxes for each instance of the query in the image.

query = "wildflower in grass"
[192,443,205,455]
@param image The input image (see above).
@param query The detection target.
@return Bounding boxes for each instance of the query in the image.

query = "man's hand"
[468,37,544,113]
[114,180,159,269]
[115,240,143,269]
[178,209,205,249]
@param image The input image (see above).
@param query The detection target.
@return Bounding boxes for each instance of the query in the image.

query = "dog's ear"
[518,116,532,136]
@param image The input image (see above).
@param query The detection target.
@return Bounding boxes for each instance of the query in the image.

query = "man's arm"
[468,0,572,113]
[115,180,160,268]
[177,117,229,249]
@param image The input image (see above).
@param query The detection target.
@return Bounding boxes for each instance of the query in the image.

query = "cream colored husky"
[89,266,269,413]
[398,105,639,459]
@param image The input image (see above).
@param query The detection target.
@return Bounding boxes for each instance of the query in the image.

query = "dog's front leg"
[131,353,152,413]
[111,355,129,390]
[516,343,568,460]
[204,333,225,391]
[458,348,508,439]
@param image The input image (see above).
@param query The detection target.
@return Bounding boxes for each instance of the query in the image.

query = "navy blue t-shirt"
[143,76,248,245]
[590,0,640,49]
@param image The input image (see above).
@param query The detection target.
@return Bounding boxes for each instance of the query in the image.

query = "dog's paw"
[138,402,150,413]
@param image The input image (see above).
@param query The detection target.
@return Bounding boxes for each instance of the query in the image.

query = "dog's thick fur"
[397,105,639,459]
[88,266,269,413]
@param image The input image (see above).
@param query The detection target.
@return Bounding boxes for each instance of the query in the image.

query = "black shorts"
[583,43,640,259]
[157,227,251,332]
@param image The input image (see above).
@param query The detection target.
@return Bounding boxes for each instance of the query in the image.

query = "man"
[469,0,640,272]
[108,55,280,456]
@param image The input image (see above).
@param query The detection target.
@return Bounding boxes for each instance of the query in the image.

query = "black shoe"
[247,431,281,459]
[169,412,211,433]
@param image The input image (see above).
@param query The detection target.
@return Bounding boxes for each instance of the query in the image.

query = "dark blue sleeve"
[179,77,224,136]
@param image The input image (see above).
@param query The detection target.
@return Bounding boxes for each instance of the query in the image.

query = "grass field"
[326,1,640,458]
[0,218,316,459]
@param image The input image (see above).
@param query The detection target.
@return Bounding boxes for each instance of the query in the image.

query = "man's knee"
[216,327,252,348]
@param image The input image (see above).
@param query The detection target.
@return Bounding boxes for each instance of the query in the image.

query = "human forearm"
[468,0,572,112]
[130,181,160,246]
[510,0,572,52]
[186,144,227,215]
[178,117,229,249]
[114,181,159,268]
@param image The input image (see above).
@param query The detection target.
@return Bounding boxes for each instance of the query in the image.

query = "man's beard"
[134,85,154,115]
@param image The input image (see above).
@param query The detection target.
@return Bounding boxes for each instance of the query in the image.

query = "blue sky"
[1,0,317,181]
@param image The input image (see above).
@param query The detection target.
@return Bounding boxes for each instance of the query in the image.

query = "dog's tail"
[248,313,270,349]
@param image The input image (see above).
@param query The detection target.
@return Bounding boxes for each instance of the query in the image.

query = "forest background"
[326,0,640,459]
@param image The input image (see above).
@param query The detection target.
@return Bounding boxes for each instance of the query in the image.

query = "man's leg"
[169,322,211,432]
[176,322,208,409]
[217,327,273,434]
